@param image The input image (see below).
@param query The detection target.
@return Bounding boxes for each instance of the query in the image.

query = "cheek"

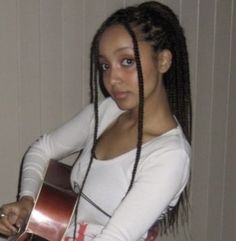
[101,74,111,91]
[128,71,139,86]
[142,67,160,93]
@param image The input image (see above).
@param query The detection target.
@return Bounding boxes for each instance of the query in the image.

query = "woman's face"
[98,24,169,111]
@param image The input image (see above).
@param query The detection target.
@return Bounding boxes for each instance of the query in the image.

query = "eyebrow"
[99,46,134,58]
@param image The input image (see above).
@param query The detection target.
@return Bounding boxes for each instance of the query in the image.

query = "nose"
[107,66,122,85]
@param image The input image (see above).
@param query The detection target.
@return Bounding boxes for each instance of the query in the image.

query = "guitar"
[8,160,77,241]
[7,160,158,241]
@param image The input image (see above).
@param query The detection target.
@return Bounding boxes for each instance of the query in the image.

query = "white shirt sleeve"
[93,148,190,241]
[20,103,94,199]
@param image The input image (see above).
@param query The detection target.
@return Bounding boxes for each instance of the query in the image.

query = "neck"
[124,87,176,134]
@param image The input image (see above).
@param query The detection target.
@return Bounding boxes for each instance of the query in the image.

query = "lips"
[112,91,128,100]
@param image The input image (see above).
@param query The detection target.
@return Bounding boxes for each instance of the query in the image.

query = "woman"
[0,1,192,241]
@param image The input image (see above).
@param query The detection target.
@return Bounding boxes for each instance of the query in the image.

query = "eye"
[99,63,109,71]
[121,58,135,67]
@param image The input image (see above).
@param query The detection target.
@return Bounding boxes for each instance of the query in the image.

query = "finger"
[0,224,11,237]
[2,218,18,233]
[0,205,20,221]
[0,217,18,236]
[0,209,18,230]
[15,218,24,229]
[16,207,30,228]
[0,223,15,237]
[0,204,22,228]
[8,211,18,224]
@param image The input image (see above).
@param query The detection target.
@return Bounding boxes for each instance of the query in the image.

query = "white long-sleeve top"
[20,97,191,241]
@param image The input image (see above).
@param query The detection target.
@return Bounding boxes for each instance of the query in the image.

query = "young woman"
[0,1,192,241]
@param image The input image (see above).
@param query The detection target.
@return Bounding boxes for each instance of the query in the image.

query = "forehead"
[98,25,133,53]
[98,24,156,61]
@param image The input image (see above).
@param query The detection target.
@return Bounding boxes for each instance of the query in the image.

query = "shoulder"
[143,125,190,157]
[98,97,120,112]
[133,127,191,193]
[138,125,191,174]
[98,97,123,119]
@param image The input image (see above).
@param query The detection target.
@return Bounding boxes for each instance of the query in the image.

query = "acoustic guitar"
[8,160,77,241]
[7,160,158,241]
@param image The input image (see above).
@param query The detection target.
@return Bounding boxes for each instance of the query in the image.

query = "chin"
[113,99,138,111]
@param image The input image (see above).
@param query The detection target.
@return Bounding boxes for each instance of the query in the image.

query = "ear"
[157,49,172,74]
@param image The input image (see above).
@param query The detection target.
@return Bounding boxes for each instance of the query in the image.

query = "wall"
[0,0,235,241]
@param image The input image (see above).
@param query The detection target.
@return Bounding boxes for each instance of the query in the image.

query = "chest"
[94,117,139,160]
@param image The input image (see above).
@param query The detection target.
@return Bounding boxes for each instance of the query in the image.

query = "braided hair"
[79,0,192,237]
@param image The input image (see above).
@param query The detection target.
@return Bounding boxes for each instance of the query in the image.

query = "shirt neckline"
[93,125,180,162]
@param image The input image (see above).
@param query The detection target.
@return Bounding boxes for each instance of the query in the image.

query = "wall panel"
[190,0,216,239]
[222,1,236,240]
[62,0,84,120]
[0,1,235,241]
[207,1,232,241]
[106,0,125,16]
[40,0,63,131]
[0,0,19,203]
[18,0,41,152]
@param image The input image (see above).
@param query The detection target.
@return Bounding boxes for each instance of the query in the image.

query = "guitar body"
[9,160,77,241]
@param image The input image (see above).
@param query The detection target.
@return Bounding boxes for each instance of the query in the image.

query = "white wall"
[0,0,235,241]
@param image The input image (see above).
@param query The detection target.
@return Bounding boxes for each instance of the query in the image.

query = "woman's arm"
[20,103,94,200]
